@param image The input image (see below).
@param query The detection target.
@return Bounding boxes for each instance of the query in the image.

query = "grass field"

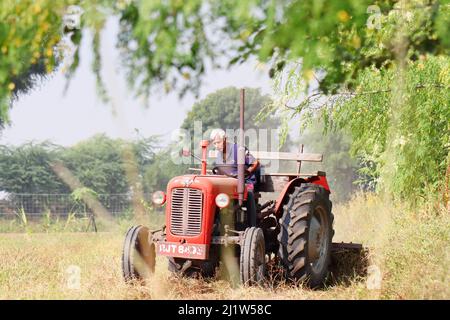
[0,194,448,300]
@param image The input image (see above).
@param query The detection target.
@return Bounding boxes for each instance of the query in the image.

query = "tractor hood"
[167,174,246,199]
[164,174,247,247]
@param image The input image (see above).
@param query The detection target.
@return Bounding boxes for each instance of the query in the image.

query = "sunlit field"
[0,2,448,302]
[1,194,448,300]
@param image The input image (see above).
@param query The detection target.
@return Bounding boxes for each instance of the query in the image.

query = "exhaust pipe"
[237,88,245,206]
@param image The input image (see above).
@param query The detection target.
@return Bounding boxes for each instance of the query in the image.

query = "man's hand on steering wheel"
[212,165,252,178]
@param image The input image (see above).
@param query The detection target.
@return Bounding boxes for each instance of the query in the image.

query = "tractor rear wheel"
[122,225,156,282]
[277,183,334,287]
[240,227,266,286]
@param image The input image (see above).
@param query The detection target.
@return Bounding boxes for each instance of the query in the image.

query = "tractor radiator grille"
[170,188,203,236]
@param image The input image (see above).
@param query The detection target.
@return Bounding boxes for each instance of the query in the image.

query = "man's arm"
[247,159,260,175]
[245,150,260,175]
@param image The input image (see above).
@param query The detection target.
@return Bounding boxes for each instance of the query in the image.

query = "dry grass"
[0,193,448,299]
[333,192,450,299]
[0,232,367,300]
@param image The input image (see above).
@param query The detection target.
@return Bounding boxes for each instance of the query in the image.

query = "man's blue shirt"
[214,142,257,185]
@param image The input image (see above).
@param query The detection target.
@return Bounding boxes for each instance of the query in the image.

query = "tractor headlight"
[215,193,230,208]
[152,191,166,206]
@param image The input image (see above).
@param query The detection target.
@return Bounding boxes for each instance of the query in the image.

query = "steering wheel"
[212,164,251,178]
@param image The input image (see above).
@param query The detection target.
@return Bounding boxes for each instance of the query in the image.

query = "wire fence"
[0,193,153,218]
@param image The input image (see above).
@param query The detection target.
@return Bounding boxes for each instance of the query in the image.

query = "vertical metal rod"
[238,89,245,206]
[200,140,209,175]
[297,144,304,175]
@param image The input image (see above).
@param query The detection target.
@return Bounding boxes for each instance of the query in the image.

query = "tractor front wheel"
[122,225,156,282]
[240,227,266,286]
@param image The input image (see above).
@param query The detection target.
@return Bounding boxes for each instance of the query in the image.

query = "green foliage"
[16,206,28,229]
[0,134,159,195]
[181,87,271,131]
[61,134,158,194]
[61,134,130,194]
[143,145,187,192]
[0,0,119,126]
[70,186,98,202]
[298,121,361,203]
[115,0,449,97]
[117,0,209,99]
[282,56,449,203]
[0,0,71,126]
[268,2,450,203]
[0,142,68,193]
[332,55,450,202]
[7,0,447,122]
[181,86,288,150]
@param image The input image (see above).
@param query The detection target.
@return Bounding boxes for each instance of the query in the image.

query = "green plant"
[63,212,77,232]
[43,208,52,232]
[14,206,29,233]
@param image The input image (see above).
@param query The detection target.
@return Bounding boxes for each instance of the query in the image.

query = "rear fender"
[273,176,330,219]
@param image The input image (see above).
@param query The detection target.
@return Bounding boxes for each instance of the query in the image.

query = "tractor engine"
[153,174,245,276]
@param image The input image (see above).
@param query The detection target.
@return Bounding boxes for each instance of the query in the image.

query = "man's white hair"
[210,128,226,141]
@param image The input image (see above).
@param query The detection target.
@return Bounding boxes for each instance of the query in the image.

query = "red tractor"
[122,89,335,287]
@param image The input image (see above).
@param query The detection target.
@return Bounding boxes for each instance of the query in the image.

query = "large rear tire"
[122,225,156,282]
[277,183,334,288]
[240,227,266,286]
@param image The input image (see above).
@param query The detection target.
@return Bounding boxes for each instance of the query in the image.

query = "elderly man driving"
[209,129,260,185]
[209,128,260,226]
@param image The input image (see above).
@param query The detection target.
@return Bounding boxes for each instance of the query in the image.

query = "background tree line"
[1,1,448,206]
[0,86,361,203]
[0,134,158,195]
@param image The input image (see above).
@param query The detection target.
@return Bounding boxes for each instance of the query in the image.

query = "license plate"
[156,242,208,260]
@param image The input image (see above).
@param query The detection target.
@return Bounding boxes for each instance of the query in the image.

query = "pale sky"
[0,18,275,147]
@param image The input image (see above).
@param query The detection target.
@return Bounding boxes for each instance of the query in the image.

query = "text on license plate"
[156,242,208,259]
